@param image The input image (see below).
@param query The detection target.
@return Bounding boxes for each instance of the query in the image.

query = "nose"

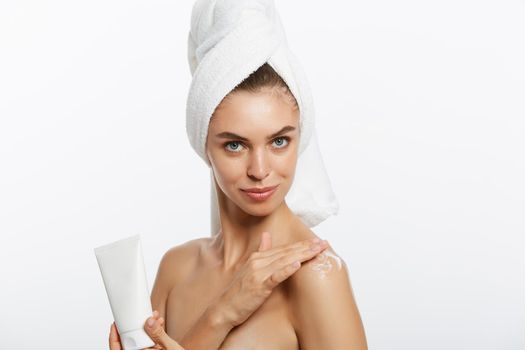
[247,147,270,180]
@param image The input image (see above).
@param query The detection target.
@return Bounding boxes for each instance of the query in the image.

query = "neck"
[210,189,299,273]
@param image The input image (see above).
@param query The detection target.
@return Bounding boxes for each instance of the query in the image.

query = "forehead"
[209,90,299,132]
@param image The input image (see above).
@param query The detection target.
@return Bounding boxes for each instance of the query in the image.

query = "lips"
[241,185,278,201]
[242,185,278,193]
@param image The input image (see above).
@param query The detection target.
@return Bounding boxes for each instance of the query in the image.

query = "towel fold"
[186,0,339,233]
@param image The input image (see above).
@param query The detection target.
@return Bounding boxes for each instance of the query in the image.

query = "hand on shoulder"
[291,243,348,283]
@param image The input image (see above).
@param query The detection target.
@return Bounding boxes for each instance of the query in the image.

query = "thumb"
[144,314,182,350]
[258,231,272,252]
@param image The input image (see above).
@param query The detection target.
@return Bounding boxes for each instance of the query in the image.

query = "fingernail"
[312,238,320,243]
[147,318,155,327]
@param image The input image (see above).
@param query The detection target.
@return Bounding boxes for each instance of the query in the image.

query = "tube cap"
[120,328,155,350]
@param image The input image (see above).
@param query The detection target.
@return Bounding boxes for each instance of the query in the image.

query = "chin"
[237,195,282,215]
[243,207,277,218]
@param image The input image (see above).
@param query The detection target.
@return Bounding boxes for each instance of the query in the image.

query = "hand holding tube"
[143,310,185,349]
[109,313,185,350]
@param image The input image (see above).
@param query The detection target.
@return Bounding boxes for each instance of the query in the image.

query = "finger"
[109,322,122,350]
[144,315,184,350]
[262,243,329,280]
[263,243,330,289]
[258,231,272,252]
[145,345,163,350]
[259,240,329,268]
[254,237,322,259]
[264,259,303,288]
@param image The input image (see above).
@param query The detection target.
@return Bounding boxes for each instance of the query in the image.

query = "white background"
[1,0,524,349]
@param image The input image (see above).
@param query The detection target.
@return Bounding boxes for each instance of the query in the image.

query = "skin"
[109,88,368,349]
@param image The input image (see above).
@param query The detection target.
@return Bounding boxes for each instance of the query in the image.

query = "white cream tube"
[94,234,155,350]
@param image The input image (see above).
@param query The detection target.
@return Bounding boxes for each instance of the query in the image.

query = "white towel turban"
[185,0,339,234]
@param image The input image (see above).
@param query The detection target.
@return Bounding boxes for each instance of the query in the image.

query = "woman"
[109,63,368,350]
[110,1,368,348]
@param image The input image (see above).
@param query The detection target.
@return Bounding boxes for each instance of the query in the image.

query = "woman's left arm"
[289,246,368,350]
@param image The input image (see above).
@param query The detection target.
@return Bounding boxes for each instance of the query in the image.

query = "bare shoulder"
[283,219,347,279]
[162,237,206,262]
[286,241,368,349]
[152,237,209,299]
[150,237,209,325]
[286,236,351,316]
[159,237,209,282]
[289,242,348,287]
[285,224,351,303]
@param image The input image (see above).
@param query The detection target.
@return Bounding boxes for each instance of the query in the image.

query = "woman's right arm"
[178,233,329,350]
[177,302,235,350]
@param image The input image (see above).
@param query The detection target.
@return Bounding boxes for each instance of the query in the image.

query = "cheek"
[276,148,298,175]
[275,160,295,177]
[211,154,244,186]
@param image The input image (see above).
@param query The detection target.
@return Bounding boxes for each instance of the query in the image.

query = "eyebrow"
[215,125,296,141]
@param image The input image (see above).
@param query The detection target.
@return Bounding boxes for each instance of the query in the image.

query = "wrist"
[179,303,234,350]
[206,301,236,330]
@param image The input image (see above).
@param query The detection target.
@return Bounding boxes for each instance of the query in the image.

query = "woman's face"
[206,89,300,216]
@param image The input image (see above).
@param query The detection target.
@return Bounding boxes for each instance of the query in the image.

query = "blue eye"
[225,141,244,153]
[273,137,290,149]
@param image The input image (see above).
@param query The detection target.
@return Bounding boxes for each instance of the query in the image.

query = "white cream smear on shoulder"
[309,250,343,278]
